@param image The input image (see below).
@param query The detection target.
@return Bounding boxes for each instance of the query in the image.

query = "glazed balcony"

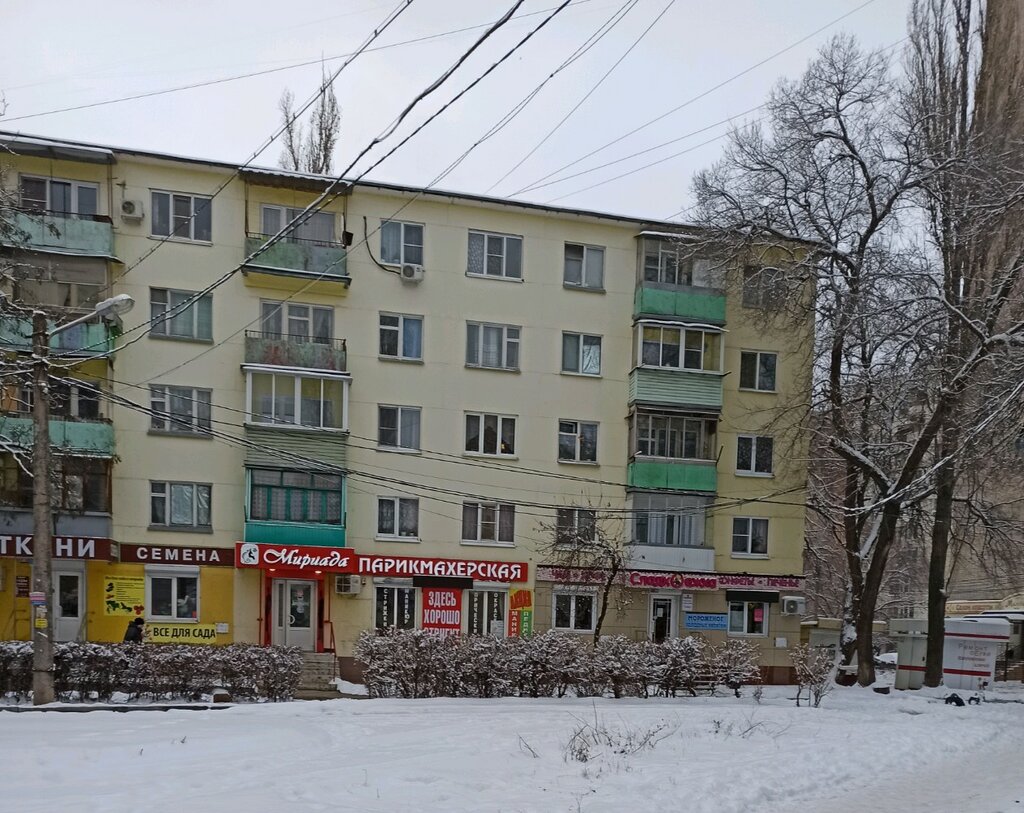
[0,416,114,456]
[243,520,346,548]
[634,284,726,323]
[628,368,723,411]
[628,459,717,492]
[0,316,113,357]
[628,543,715,572]
[244,330,347,372]
[242,233,350,294]
[6,209,114,258]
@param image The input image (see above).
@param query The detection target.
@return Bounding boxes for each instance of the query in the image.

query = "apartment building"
[0,132,810,682]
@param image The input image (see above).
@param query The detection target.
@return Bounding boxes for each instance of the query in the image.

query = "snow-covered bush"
[709,639,762,697]
[352,629,763,700]
[0,641,301,702]
[790,644,835,707]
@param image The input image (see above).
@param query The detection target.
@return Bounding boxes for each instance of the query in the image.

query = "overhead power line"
[508,0,879,198]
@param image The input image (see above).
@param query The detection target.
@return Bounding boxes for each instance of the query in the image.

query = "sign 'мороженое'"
[234,543,528,583]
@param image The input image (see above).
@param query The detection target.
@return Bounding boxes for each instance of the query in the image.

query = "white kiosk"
[889,616,1011,690]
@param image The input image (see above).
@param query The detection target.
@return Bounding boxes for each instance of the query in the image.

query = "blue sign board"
[684,612,728,631]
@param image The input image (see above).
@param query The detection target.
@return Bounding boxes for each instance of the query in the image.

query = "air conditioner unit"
[400,263,425,283]
[781,596,806,616]
[334,574,362,595]
[121,199,145,221]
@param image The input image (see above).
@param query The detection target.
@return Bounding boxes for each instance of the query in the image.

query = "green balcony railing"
[629,367,723,410]
[243,520,346,547]
[628,459,717,492]
[0,416,114,455]
[0,317,113,356]
[244,330,347,372]
[634,284,726,323]
[6,209,114,257]
[243,234,348,281]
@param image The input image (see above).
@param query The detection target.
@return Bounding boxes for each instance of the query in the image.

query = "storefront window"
[149,573,199,620]
[468,590,506,636]
[375,586,415,630]
[728,601,767,636]
[553,592,595,632]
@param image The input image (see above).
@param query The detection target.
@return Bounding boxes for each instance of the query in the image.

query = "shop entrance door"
[53,570,84,642]
[649,596,678,644]
[272,579,317,651]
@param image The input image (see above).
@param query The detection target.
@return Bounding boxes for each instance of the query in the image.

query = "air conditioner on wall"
[121,199,145,221]
[400,263,425,283]
[335,574,362,595]
[781,596,806,616]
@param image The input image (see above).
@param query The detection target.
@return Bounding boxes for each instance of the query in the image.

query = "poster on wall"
[422,588,462,633]
[684,612,728,631]
[147,624,218,644]
[508,589,533,637]
[104,575,145,616]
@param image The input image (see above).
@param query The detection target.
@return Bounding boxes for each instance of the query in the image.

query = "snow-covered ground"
[2,685,1024,813]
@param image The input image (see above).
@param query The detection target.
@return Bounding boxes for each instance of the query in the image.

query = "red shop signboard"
[422,588,462,633]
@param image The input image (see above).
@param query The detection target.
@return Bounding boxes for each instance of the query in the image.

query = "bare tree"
[692,31,1024,686]
[278,65,341,175]
[539,507,632,642]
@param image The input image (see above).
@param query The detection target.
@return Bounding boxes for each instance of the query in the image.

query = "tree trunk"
[593,567,618,643]
[925,446,955,686]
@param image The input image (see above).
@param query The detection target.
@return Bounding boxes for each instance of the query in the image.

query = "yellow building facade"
[0,133,811,683]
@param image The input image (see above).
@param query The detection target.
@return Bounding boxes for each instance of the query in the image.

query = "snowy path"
[1,688,1023,813]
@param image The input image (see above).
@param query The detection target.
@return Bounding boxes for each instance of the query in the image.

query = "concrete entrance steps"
[296,653,342,700]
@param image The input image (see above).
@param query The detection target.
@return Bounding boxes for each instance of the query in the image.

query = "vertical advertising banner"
[422,588,462,633]
[508,588,534,637]
[104,575,145,616]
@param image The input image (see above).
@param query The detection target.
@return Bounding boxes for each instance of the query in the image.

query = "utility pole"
[31,308,54,705]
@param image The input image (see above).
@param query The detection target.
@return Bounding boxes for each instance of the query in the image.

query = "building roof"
[0,130,693,231]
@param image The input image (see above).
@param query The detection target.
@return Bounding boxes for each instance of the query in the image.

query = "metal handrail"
[245,329,346,351]
[15,206,113,224]
[246,230,345,250]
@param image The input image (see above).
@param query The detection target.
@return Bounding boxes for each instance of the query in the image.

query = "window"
[29,380,100,420]
[150,288,213,341]
[249,372,347,430]
[555,507,596,546]
[0,455,110,513]
[379,313,423,360]
[148,573,199,621]
[375,586,416,630]
[381,220,424,265]
[151,191,212,241]
[468,590,506,636]
[642,238,692,285]
[461,502,515,545]
[639,324,721,372]
[151,482,211,529]
[466,322,520,370]
[467,230,522,279]
[742,266,786,308]
[248,468,343,524]
[19,176,98,216]
[260,301,333,343]
[736,435,774,475]
[465,413,516,456]
[631,493,701,547]
[554,592,595,632]
[729,601,768,636]
[378,406,421,450]
[377,497,419,539]
[564,243,604,289]
[260,205,334,245]
[150,386,212,435]
[633,413,716,460]
[558,420,598,463]
[739,351,777,392]
[562,333,602,376]
[732,517,769,556]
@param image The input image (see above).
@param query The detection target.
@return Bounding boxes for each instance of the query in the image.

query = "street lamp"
[31,293,134,705]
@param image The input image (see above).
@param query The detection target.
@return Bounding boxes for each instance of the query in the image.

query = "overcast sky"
[0,0,911,220]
